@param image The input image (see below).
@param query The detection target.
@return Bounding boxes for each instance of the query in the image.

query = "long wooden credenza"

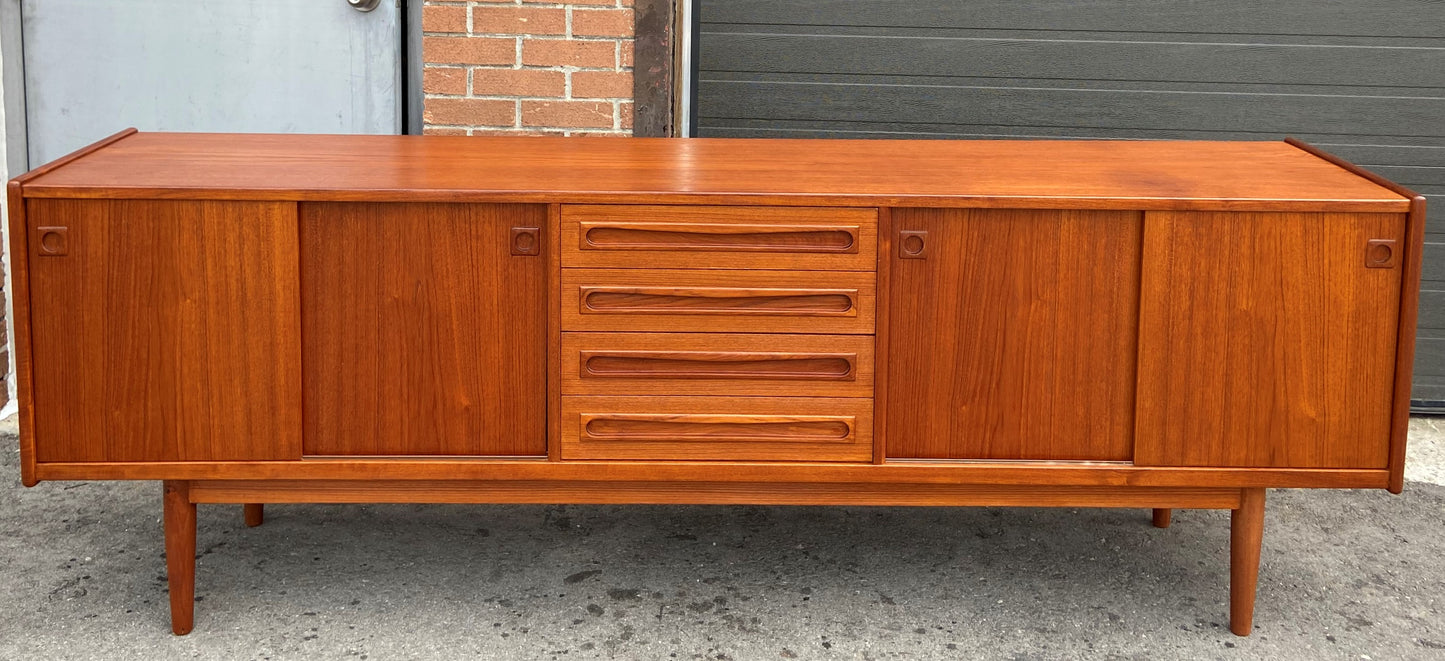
[6,130,1424,636]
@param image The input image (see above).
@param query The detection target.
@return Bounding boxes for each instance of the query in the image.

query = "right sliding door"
[1135,211,1405,468]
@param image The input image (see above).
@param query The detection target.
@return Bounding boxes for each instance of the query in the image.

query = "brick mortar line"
[425,64,631,71]
[425,94,634,102]
[422,0,632,132]
[422,32,632,40]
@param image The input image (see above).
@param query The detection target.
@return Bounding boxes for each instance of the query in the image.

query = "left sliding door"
[28,199,302,462]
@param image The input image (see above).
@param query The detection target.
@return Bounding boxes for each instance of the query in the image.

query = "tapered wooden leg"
[1230,488,1266,636]
[163,480,197,636]
[243,503,264,527]
[1152,508,1172,528]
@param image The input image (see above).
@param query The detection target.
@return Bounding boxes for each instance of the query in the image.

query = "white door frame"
[0,0,22,415]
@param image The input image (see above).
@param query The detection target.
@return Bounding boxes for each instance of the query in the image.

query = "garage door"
[695,0,1445,410]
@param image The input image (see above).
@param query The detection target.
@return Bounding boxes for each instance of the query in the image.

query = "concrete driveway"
[2,418,1443,660]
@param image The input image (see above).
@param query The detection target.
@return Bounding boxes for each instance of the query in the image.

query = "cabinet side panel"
[28,199,302,462]
[1136,211,1403,468]
[300,202,548,456]
[886,208,1141,460]
[8,184,37,484]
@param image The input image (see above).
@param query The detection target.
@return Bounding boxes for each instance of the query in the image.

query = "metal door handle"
[348,0,381,12]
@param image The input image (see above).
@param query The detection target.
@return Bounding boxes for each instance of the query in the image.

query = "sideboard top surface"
[15,131,1410,211]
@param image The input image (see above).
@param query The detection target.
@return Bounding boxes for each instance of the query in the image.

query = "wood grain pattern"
[242,503,264,528]
[548,204,563,462]
[561,332,873,397]
[16,134,1409,212]
[1230,487,1266,636]
[561,204,877,270]
[10,129,144,483]
[188,479,1243,509]
[1135,211,1405,468]
[163,480,196,636]
[7,182,37,485]
[9,128,138,186]
[873,207,892,464]
[300,202,547,456]
[560,396,873,461]
[27,199,301,462]
[1152,508,1172,528]
[1285,139,1427,491]
[1390,196,1428,491]
[562,269,876,333]
[31,459,1389,489]
[886,208,1142,460]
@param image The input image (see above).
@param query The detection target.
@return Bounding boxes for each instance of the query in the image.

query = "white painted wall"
[0,34,17,418]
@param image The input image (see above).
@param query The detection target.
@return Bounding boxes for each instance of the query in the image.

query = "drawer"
[561,205,877,270]
[560,268,876,334]
[561,332,874,397]
[559,396,873,462]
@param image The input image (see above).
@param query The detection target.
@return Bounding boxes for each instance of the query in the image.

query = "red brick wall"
[421,1,634,136]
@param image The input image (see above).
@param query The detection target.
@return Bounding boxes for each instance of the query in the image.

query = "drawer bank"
[6,130,1424,636]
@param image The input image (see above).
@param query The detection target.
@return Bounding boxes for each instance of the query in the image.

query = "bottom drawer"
[560,396,873,462]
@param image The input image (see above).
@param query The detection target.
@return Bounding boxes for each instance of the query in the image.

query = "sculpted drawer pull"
[580,414,855,444]
[580,287,858,315]
[581,351,856,381]
[582,222,858,253]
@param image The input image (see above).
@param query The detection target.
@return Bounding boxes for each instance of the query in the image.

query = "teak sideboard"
[6,130,1424,636]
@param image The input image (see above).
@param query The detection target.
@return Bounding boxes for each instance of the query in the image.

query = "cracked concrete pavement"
[1,416,1443,660]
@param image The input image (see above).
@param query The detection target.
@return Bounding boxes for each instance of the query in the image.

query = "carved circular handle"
[514,231,536,253]
[899,230,927,259]
[511,227,541,256]
[40,231,64,253]
[1369,242,1393,265]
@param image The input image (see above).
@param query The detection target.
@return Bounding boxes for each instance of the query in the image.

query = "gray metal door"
[20,0,401,165]
[695,0,1445,409]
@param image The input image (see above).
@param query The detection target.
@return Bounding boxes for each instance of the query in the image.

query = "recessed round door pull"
[1365,239,1398,268]
[899,230,927,259]
[511,227,542,256]
[35,226,69,256]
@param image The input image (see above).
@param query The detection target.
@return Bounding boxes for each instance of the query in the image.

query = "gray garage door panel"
[1417,338,1445,376]
[704,31,1445,88]
[697,0,1445,407]
[701,79,1441,137]
[705,0,1445,38]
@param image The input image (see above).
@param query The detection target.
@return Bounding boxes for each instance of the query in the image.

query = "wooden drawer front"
[561,269,876,334]
[560,396,873,461]
[562,332,874,397]
[561,205,877,270]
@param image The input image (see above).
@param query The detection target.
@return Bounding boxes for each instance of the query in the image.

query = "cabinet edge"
[6,181,35,485]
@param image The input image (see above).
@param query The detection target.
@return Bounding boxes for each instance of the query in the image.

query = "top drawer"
[561,205,878,271]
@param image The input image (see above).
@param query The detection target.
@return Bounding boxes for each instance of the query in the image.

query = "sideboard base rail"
[159,480,1265,637]
[186,479,1244,507]
[31,461,1390,489]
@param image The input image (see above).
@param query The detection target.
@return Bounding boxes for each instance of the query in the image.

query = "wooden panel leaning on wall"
[4,131,1424,638]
